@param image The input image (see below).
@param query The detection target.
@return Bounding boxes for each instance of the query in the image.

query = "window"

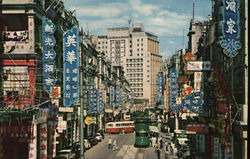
[108,124,113,127]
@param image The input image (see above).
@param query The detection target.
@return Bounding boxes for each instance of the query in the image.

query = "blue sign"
[220,0,241,58]
[63,26,79,107]
[169,68,180,111]
[116,85,121,108]
[182,91,205,113]
[98,92,104,113]
[156,72,164,104]
[42,17,57,94]
[110,86,115,109]
[88,88,97,114]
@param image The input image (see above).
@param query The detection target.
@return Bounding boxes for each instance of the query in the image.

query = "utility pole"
[79,47,85,159]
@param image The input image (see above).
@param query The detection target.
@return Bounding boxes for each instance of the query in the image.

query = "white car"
[84,139,91,149]
[57,149,75,159]
[95,133,103,142]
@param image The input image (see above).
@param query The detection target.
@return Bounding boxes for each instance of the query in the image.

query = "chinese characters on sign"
[98,92,104,113]
[116,84,121,108]
[220,0,241,58]
[156,72,164,104]
[88,88,97,114]
[110,86,115,109]
[42,17,57,93]
[63,26,79,107]
[169,68,180,111]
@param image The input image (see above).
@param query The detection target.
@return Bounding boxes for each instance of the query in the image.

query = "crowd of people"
[150,135,183,159]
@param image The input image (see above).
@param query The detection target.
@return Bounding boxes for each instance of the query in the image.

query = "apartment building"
[93,24,163,108]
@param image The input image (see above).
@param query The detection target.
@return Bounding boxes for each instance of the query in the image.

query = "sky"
[64,0,212,58]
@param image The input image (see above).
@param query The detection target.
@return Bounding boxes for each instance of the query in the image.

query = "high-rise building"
[92,23,163,108]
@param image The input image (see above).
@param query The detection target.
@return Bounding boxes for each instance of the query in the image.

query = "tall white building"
[92,24,163,108]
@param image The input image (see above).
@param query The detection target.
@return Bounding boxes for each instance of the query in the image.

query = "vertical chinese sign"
[110,86,115,109]
[98,92,104,113]
[156,72,164,104]
[87,88,97,114]
[169,68,179,111]
[220,0,241,58]
[63,26,79,107]
[116,84,121,108]
[42,17,57,94]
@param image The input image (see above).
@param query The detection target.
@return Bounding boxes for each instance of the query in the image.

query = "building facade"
[93,23,163,109]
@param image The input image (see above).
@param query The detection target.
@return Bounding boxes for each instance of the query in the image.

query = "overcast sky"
[64,0,212,58]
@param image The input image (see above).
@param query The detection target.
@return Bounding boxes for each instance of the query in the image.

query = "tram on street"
[105,121,135,133]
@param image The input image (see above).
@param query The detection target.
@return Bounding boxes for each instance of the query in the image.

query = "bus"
[105,121,134,133]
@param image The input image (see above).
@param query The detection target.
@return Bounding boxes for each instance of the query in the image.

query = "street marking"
[116,145,138,159]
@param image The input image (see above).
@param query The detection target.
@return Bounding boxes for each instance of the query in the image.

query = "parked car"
[95,133,103,142]
[86,136,98,147]
[56,149,75,159]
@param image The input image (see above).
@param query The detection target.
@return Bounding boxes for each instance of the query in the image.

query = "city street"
[85,130,178,159]
[0,1,248,159]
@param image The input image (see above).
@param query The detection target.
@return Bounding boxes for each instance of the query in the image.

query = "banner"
[63,26,79,107]
[220,0,241,58]
[42,17,57,94]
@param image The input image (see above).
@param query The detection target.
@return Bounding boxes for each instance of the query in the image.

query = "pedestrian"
[122,129,125,135]
[101,130,104,139]
[108,137,112,149]
[112,138,118,150]
[152,137,156,147]
[159,136,163,148]
[164,142,169,152]
[156,146,161,159]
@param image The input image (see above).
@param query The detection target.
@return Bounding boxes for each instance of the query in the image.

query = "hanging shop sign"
[39,123,47,159]
[183,84,193,97]
[186,124,207,134]
[220,0,241,58]
[28,119,37,159]
[50,86,61,99]
[156,72,164,104]
[36,108,50,124]
[182,91,204,113]
[183,52,196,75]
[87,88,97,114]
[84,117,94,125]
[169,68,180,111]
[63,26,79,107]
[98,92,104,113]
[116,84,121,108]
[42,17,57,94]
[110,86,115,109]
[164,81,169,112]
[187,61,211,71]
[194,72,202,91]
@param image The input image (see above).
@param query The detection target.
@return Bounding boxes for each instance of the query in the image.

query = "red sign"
[183,52,197,75]
[186,124,207,134]
[183,85,193,97]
